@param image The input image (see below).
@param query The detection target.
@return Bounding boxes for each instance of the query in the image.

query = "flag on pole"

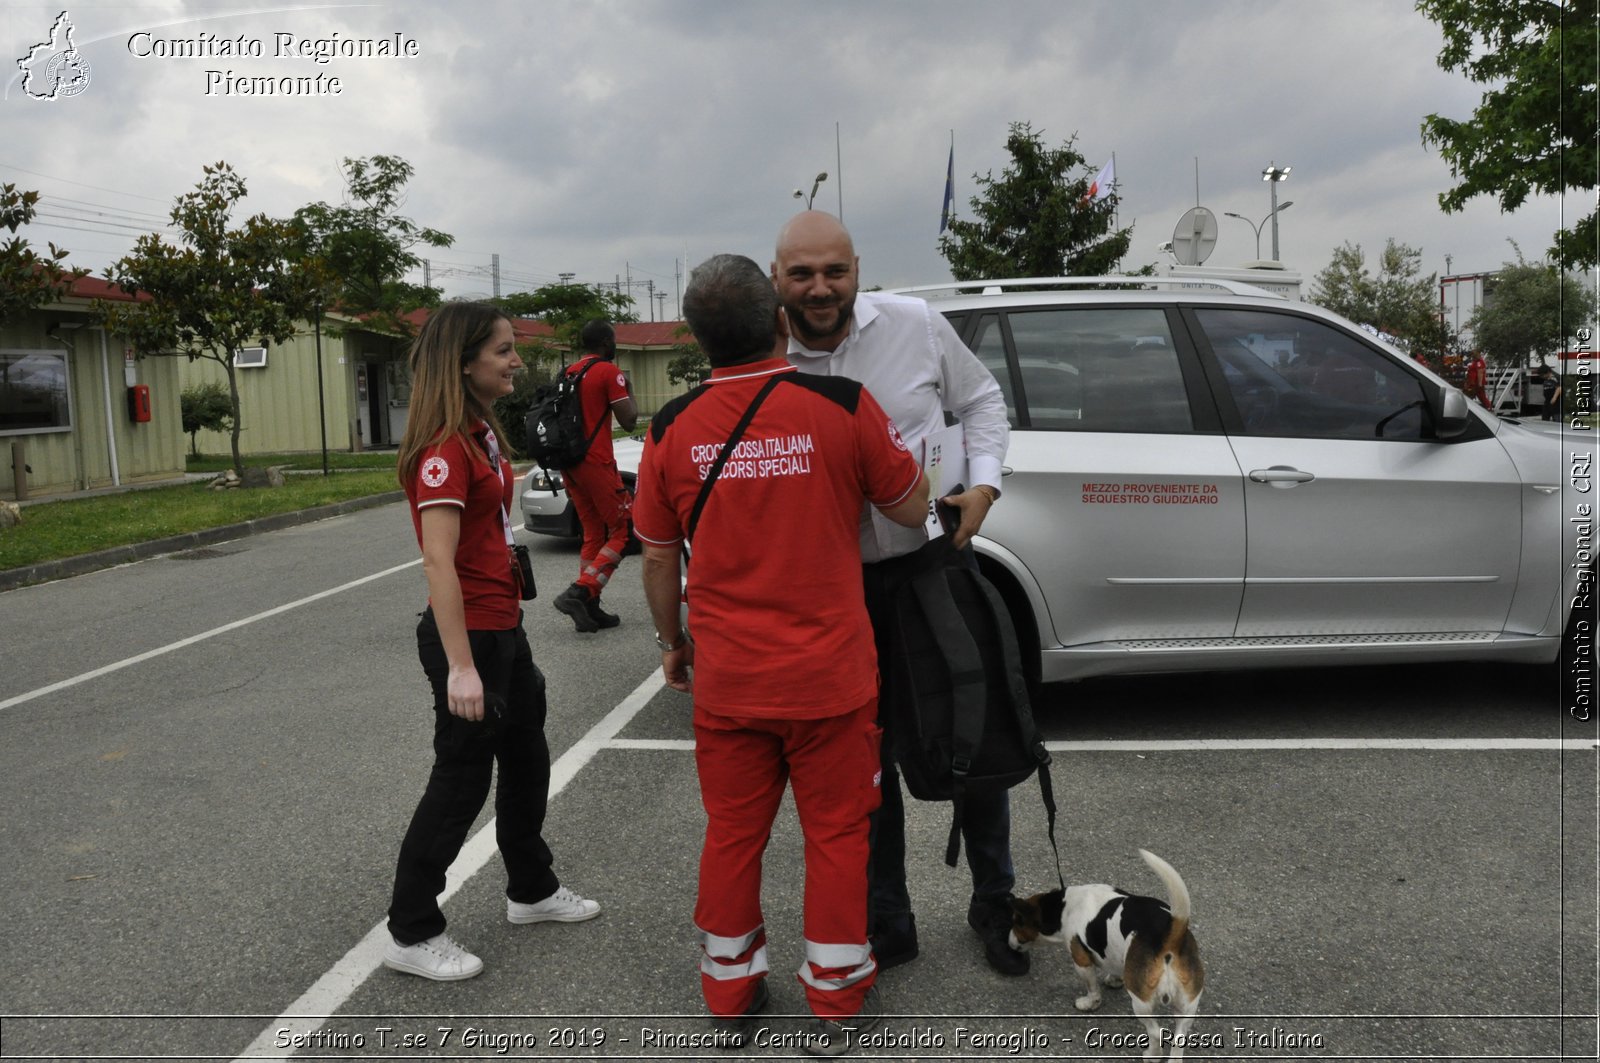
[1086,156,1115,202]
[939,143,955,233]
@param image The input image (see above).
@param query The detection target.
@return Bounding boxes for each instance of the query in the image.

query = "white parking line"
[232,668,668,1061]
[0,559,422,713]
[229,687,1589,1058]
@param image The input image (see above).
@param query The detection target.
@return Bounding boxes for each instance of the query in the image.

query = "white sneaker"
[382,932,483,981]
[507,885,601,924]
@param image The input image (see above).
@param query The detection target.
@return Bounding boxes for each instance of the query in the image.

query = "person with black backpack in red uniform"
[551,321,638,632]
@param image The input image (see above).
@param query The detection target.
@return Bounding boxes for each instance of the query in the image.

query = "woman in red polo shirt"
[383,302,600,982]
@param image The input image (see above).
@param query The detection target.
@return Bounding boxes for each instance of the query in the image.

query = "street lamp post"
[1262,162,1291,261]
[1223,201,1294,260]
[792,172,829,209]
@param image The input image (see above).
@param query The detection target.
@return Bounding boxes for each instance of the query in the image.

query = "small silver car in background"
[520,436,644,541]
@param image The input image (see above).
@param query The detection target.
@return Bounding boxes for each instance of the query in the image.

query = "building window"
[0,350,72,434]
[233,346,268,368]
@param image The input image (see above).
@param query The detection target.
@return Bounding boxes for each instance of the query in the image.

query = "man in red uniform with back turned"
[1464,350,1492,410]
[635,254,928,1056]
[552,320,638,632]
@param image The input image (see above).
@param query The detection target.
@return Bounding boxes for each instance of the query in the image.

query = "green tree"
[484,285,638,455]
[665,325,708,387]
[0,184,86,326]
[1418,0,1598,269]
[1307,243,1375,323]
[493,282,637,378]
[179,380,234,458]
[938,122,1133,280]
[1309,239,1455,359]
[1468,244,1594,368]
[98,162,315,476]
[498,284,635,336]
[291,155,452,333]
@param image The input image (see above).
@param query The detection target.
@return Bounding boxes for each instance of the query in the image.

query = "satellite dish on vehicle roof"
[1171,207,1218,266]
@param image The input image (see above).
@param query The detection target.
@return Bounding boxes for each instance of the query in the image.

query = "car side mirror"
[1429,384,1471,440]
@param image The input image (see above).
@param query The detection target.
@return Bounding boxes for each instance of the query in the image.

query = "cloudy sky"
[3,0,1572,320]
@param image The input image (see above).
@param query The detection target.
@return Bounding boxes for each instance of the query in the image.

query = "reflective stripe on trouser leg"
[799,939,876,998]
[582,545,624,589]
[697,924,770,982]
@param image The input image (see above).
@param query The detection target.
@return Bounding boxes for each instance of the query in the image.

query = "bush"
[180,382,234,458]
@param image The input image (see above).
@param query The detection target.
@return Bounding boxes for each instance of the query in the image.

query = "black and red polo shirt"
[632,359,922,718]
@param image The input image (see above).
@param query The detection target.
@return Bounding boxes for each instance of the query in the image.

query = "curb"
[0,490,407,594]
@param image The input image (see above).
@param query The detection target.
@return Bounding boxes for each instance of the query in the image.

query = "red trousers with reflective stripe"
[564,459,631,595]
[693,699,881,1019]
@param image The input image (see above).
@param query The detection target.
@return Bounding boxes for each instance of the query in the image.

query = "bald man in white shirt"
[774,211,1027,978]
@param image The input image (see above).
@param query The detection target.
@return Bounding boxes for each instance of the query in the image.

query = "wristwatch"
[654,631,688,652]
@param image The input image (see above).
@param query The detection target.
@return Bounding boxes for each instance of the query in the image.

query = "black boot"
[968,895,1029,976]
[584,594,621,629]
[553,583,599,633]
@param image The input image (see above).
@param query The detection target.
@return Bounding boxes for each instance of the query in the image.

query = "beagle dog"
[1010,850,1204,1060]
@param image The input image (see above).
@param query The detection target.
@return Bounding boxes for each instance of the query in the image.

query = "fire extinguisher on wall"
[127,384,151,423]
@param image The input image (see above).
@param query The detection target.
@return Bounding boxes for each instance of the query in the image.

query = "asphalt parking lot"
[1,500,1594,1061]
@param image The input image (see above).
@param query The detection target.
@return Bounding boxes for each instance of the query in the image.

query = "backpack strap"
[970,565,1064,891]
[686,374,783,542]
[907,547,991,869]
[567,357,610,452]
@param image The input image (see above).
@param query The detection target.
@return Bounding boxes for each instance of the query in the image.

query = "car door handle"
[1249,466,1315,486]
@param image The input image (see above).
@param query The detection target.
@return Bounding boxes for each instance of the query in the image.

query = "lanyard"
[481,426,516,549]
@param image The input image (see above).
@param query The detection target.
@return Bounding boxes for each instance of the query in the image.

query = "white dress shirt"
[787,290,1010,562]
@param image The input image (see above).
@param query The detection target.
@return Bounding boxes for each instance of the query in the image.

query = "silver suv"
[523,277,1592,691]
[895,277,1591,687]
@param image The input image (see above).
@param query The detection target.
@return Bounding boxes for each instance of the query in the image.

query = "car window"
[1195,309,1428,440]
[966,313,1019,426]
[1004,308,1192,433]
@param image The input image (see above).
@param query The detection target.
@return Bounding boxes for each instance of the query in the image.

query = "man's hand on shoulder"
[943,484,998,549]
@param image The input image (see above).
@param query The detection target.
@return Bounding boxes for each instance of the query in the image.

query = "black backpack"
[886,535,1059,871]
[524,359,606,471]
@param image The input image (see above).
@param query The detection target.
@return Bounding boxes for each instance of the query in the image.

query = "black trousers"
[387,608,560,945]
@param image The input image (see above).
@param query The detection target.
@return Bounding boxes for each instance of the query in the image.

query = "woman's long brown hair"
[397,302,514,489]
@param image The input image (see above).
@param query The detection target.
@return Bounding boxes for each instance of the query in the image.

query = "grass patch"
[186,451,399,473]
[0,471,401,571]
